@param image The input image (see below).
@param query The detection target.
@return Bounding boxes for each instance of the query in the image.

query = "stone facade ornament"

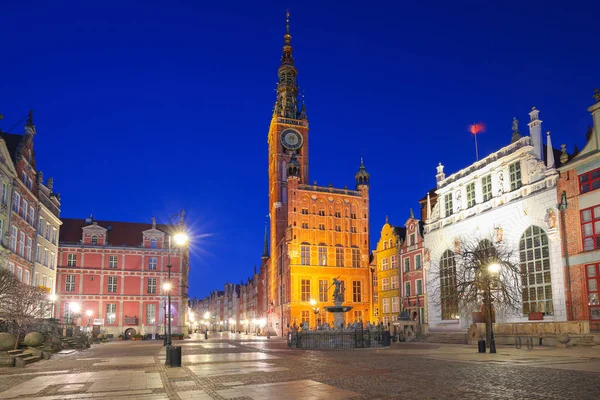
[454,238,461,254]
[424,248,430,262]
[545,208,557,229]
[495,225,504,243]
[560,144,569,164]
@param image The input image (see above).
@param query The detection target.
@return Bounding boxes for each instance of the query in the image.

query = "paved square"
[1,332,599,399]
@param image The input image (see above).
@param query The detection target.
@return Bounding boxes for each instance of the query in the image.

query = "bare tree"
[0,267,52,349]
[429,236,522,348]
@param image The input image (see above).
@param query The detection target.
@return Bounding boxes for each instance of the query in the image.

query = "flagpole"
[474,132,479,161]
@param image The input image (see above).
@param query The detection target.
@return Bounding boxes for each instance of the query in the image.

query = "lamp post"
[487,263,500,354]
[165,231,188,350]
[48,294,57,320]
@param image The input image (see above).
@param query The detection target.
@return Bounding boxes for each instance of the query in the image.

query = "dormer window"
[91,235,98,245]
[150,239,157,249]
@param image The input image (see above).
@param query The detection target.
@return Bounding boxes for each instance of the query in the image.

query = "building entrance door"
[124,328,136,340]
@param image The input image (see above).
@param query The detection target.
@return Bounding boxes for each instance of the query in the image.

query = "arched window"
[520,226,553,315]
[389,239,393,248]
[150,239,157,249]
[383,241,387,250]
[440,249,458,320]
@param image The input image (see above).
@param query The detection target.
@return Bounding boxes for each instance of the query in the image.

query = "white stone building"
[423,108,565,331]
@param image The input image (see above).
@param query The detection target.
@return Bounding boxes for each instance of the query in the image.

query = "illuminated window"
[319,280,328,302]
[335,247,344,267]
[318,210,325,216]
[301,245,310,265]
[301,208,308,215]
[482,174,492,202]
[351,248,360,268]
[586,263,600,321]
[351,226,357,233]
[146,304,156,324]
[353,310,363,322]
[302,223,309,229]
[440,250,458,320]
[301,279,311,302]
[509,162,522,191]
[106,304,116,324]
[466,182,476,208]
[391,275,399,289]
[318,246,327,266]
[301,310,310,324]
[581,205,600,251]
[318,224,325,230]
[350,213,357,219]
[335,225,341,232]
[352,281,361,302]
[334,211,341,218]
[520,225,552,315]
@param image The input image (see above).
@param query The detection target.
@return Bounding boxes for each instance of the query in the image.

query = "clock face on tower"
[280,129,303,150]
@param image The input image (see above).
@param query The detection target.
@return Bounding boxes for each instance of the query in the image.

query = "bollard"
[478,339,486,353]
[526,337,533,350]
[169,346,182,367]
[204,331,208,340]
[515,336,522,349]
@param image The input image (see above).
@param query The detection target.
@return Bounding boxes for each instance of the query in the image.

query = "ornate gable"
[82,222,107,245]
[142,216,166,248]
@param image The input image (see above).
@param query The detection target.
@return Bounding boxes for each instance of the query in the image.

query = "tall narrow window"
[351,248,360,268]
[10,226,17,252]
[404,258,410,272]
[391,275,399,289]
[301,279,311,302]
[22,199,27,220]
[146,304,156,324]
[301,245,310,265]
[12,192,20,213]
[65,275,75,292]
[0,220,4,245]
[36,245,41,262]
[23,270,30,285]
[108,276,117,293]
[581,206,600,251]
[392,296,400,313]
[416,279,423,295]
[318,246,327,266]
[444,193,453,217]
[91,235,98,245]
[17,267,23,282]
[1,183,7,205]
[509,161,522,191]
[352,281,362,302]
[38,218,44,235]
[109,255,118,269]
[148,257,157,270]
[43,248,48,266]
[67,254,77,267]
[391,254,398,268]
[440,250,458,320]
[301,310,310,324]
[383,298,390,314]
[520,225,552,315]
[52,228,57,245]
[318,279,328,302]
[405,282,411,297]
[466,182,476,208]
[335,247,344,267]
[586,263,600,321]
[50,252,55,270]
[482,175,492,202]
[29,206,35,226]
[18,231,25,257]
[150,239,157,248]
[147,278,157,294]
[382,278,390,291]
[106,304,116,324]
[415,254,422,269]
[45,223,50,240]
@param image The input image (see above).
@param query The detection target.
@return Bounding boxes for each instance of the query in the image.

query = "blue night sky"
[1,1,598,298]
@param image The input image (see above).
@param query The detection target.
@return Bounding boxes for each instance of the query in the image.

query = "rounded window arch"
[440,249,458,320]
[520,225,553,315]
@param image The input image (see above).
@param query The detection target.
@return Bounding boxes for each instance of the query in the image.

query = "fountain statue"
[324,277,353,330]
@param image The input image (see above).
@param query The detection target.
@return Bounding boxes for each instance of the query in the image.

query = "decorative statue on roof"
[512,117,519,132]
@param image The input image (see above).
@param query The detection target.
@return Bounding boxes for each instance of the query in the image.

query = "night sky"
[1,1,598,298]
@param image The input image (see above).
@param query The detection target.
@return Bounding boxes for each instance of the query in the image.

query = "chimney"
[528,106,543,160]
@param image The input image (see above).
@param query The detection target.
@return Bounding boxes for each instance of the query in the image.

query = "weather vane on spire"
[286,10,290,34]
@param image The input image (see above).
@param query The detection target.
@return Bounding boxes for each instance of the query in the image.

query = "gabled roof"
[60,217,171,247]
[0,133,24,165]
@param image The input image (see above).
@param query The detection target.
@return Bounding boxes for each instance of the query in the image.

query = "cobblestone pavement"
[0,332,599,399]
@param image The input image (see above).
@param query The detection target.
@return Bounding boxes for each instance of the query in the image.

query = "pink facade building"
[56,215,190,338]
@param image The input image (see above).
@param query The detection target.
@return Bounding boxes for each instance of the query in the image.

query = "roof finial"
[410,208,414,218]
[594,88,600,103]
[26,110,34,126]
[286,10,290,35]
[385,215,389,223]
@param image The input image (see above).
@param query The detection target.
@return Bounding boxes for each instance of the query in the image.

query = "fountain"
[323,277,353,329]
[287,277,390,349]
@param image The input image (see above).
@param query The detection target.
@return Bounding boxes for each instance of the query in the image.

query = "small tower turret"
[286,153,301,179]
[355,158,370,190]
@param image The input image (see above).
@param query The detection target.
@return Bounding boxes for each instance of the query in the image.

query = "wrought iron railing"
[287,329,391,349]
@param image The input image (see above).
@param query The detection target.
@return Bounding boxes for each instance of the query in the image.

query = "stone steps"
[416,333,469,345]
[15,355,41,368]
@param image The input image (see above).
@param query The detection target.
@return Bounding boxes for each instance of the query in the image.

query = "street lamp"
[48,294,57,319]
[310,299,320,328]
[165,231,188,351]
[487,263,500,354]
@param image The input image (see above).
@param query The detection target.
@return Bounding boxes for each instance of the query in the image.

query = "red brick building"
[558,90,600,331]
[56,214,190,338]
